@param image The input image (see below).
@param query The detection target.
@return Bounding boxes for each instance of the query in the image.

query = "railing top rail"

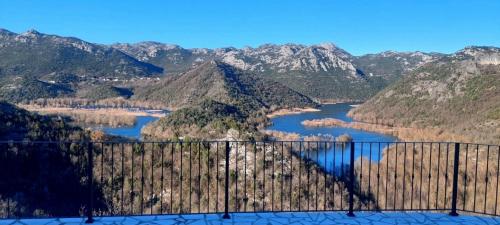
[0,140,500,146]
[0,140,498,146]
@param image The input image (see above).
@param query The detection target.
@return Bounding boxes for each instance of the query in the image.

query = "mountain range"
[0,28,441,103]
[114,42,441,101]
[0,28,498,142]
[349,46,500,144]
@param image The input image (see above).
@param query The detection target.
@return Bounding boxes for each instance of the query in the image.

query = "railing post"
[85,142,94,223]
[450,143,460,216]
[223,141,231,219]
[347,141,355,217]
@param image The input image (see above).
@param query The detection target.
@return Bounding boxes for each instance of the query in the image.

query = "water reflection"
[268,103,397,174]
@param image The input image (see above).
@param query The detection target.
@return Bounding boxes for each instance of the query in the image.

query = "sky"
[0,0,499,55]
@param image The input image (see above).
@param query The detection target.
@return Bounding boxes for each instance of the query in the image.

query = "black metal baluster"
[223,141,230,219]
[131,143,135,214]
[307,142,310,211]
[281,141,285,211]
[435,143,441,210]
[263,142,266,211]
[160,143,165,214]
[170,143,174,214]
[377,142,381,210]
[253,142,257,212]
[333,142,336,210]
[151,143,154,215]
[271,142,275,211]
[207,142,211,213]
[385,143,389,210]
[402,143,407,210]
[189,142,192,213]
[444,143,450,208]
[16,143,21,217]
[198,142,201,213]
[298,142,302,211]
[121,143,125,215]
[393,143,398,210]
[341,142,345,210]
[347,141,355,217]
[450,143,460,216]
[180,141,184,213]
[141,143,145,215]
[410,143,415,210]
[473,144,479,212]
[463,144,469,210]
[216,142,219,212]
[484,145,490,214]
[360,142,363,210]
[4,143,10,219]
[111,143,115,215]
[324,142,327,211]
[85,142,94,223]
[367,143,372,210]
[315,142,319,211]
[419,143,424,209]
[428,143,432,209]
[235,142,239,212]
[244,142,248,212]
[495,146,500,215]
[290,142,293,211]
[101,143,104,188]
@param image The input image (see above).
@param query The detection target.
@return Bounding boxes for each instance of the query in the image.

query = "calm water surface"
[268,103,397,174]
[96,103,395,174]
[96,116,159,140]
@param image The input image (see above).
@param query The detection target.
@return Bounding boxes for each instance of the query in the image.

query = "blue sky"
[0,0,499,55]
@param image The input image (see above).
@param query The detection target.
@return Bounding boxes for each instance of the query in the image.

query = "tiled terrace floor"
[1,212,500,225]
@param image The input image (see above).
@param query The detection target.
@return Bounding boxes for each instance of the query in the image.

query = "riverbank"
[19,105,165,128]
[19,105,167,118]
[301,117,472,143]
[266,107,321,118]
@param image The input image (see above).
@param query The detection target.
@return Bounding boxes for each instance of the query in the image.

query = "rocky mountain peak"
[455,46,500,65]
[21,29,43,37]
[316,42,337,51]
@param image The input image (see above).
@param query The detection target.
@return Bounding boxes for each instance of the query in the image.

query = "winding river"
[96,103,396,173]
[268,103,397,174]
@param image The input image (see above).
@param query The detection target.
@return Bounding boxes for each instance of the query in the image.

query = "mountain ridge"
[349,46,500,144]
[113,41,442,101]
[1,28,498,104]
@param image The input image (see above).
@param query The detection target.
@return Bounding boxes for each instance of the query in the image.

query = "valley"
[1,28,498,145]
[1,29,499,220]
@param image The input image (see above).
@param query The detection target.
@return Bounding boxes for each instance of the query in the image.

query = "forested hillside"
[140,61,318,139]
[349,46,500,144]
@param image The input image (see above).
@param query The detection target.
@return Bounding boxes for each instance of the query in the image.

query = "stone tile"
[4,211,500,225]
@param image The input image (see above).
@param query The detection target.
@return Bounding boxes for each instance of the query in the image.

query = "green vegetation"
[357,143,500,214]
[0,78,73,103]
[90,141,367,215]
[76,84,133,100]
[139,61,318,140]
[0,101,85,141]
[487,107,500,120]
[142,99,261,140]
[0,29,162,103]
[0,101,98,217]
[350,47,500,144]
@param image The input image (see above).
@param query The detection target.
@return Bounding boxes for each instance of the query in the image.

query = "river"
[268,103,397,174]
[93,116,159,140]
[96,103,396,173]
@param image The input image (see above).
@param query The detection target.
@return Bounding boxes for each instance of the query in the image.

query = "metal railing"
[0,141,499,222]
